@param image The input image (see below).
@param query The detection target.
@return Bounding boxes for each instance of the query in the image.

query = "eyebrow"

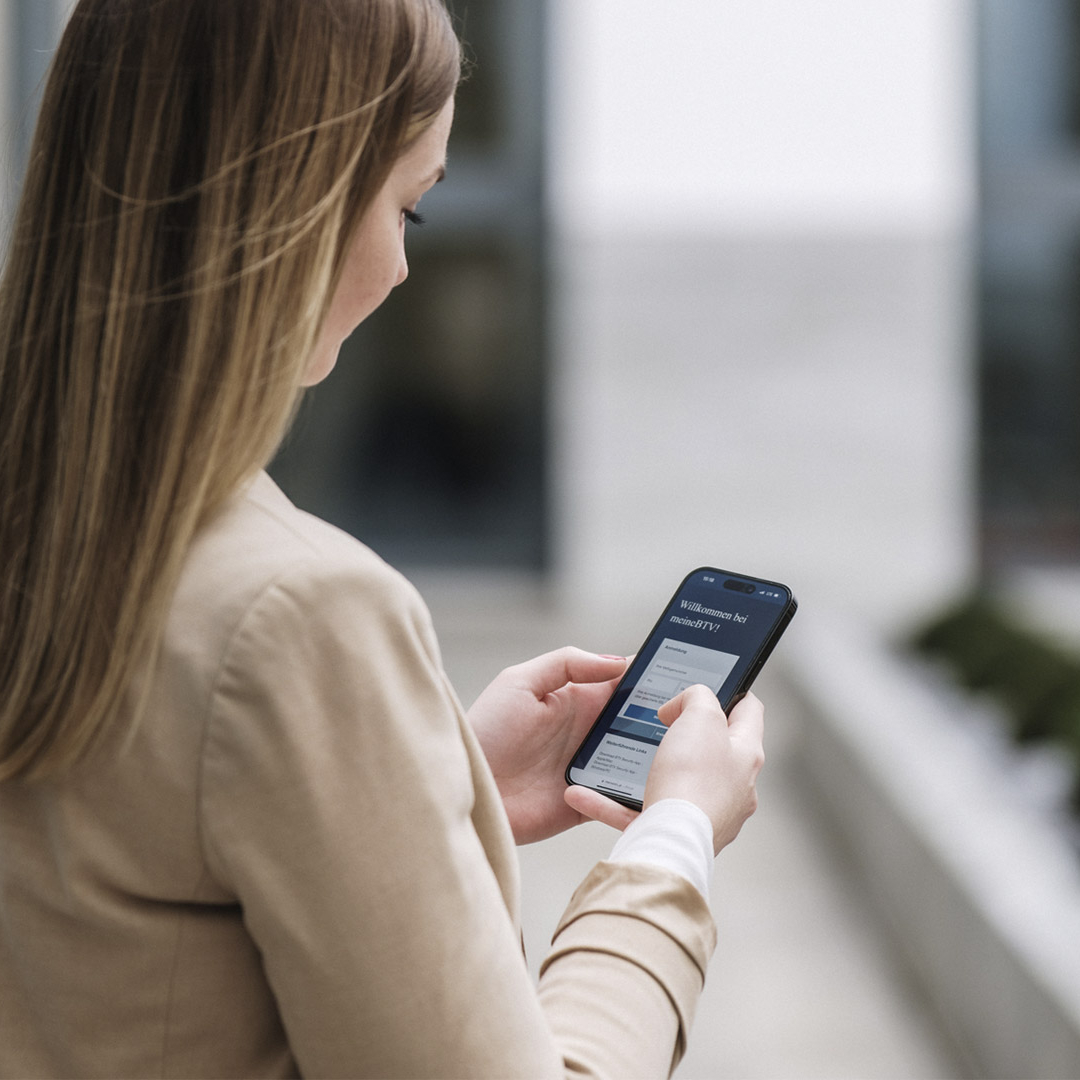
[426,164,447,185]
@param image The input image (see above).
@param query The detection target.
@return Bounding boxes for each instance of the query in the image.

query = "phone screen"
[565,567,796,809]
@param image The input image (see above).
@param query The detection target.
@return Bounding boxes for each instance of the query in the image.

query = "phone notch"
[723,579,756,594]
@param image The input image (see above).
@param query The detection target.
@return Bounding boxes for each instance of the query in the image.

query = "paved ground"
[420,577,967,1080]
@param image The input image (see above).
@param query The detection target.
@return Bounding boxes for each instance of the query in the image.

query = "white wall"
[546,0,978,632]
[547,0,974,235]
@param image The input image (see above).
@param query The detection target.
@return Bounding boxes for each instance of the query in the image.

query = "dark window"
[271,0,549,571]
[978,0,1080,568]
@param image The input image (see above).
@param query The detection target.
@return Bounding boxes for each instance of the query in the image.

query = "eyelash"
[404,209,426,227]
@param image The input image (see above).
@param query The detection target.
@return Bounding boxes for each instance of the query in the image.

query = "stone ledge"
[782,612,1080,1080]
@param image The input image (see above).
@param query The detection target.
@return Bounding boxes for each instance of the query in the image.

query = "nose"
[395,239,409,287]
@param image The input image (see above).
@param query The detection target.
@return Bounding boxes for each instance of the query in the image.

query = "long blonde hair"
[0,0,461,781]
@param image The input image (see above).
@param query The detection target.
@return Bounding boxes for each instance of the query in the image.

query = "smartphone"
[565,567,797,810]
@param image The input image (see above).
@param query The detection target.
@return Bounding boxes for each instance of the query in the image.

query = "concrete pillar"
[546,0,977,633]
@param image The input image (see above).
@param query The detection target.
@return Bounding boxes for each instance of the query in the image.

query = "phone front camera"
[724,580,756,593]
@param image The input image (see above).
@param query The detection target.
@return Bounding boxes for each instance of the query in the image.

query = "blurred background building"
[0,0,1006,631]
[0,0,970,631]
[5,1,1080,1076]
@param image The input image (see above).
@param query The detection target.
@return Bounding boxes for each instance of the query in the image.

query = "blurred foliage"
[912,595,1080,807]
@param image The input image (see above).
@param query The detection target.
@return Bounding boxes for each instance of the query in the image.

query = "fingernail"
[599,654,625,661]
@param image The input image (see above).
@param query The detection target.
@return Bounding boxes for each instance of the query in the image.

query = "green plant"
[912,594,1080,810]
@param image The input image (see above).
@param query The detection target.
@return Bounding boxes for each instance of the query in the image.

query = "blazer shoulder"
[199,472,408,594]
[166,473,425,682]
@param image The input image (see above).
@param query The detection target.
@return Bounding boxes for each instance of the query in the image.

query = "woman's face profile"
[304,97,455,386]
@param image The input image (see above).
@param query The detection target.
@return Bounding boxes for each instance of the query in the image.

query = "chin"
[302,346,341,387]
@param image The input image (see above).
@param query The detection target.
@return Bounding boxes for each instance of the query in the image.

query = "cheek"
[303,211,407,387]
[340,223,403,325]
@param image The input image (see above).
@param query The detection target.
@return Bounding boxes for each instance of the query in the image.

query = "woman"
[0,1,765,1076]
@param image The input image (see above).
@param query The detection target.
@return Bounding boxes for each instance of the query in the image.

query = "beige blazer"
[0,473,716,1078]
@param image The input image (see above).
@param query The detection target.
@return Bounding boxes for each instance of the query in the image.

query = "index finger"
[509,647,628,696]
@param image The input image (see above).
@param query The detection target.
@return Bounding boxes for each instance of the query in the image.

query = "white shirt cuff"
[608,798,714,902]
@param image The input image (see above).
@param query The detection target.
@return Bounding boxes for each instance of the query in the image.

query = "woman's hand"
[646,686,765,855]
[564,685,765,855]
[466,648,630,844]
